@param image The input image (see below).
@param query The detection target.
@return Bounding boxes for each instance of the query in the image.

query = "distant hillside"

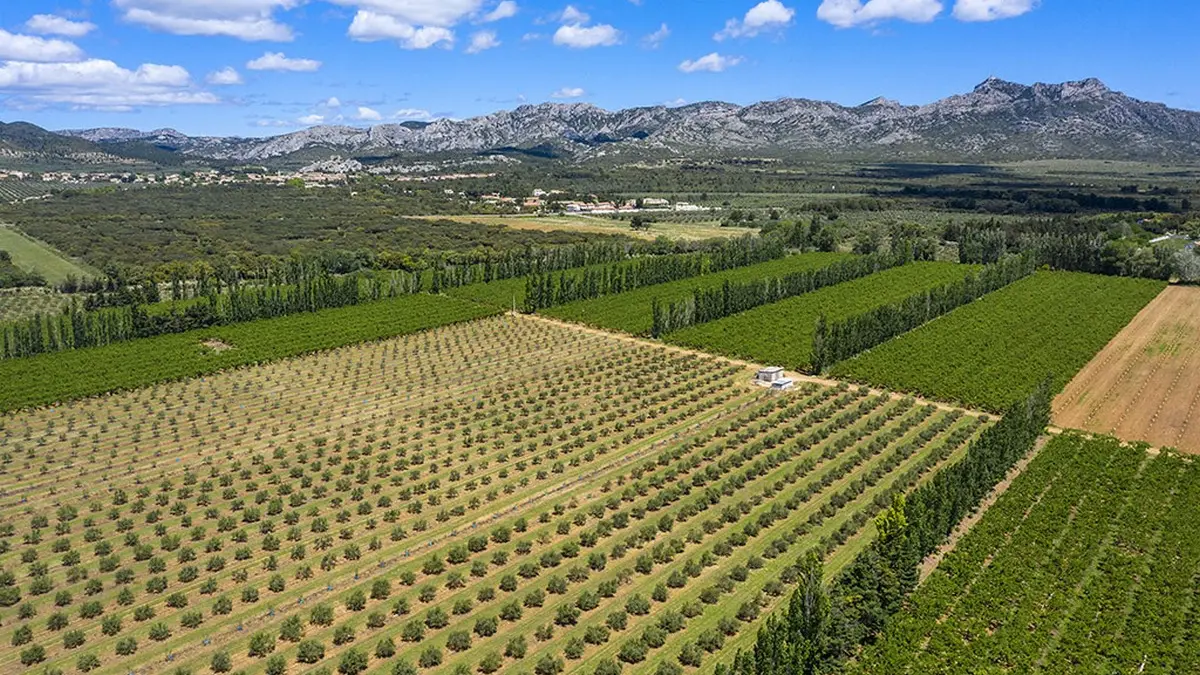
[22,78,1200,166]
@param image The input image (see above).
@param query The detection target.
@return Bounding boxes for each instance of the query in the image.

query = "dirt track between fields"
[1053,285,1200,454]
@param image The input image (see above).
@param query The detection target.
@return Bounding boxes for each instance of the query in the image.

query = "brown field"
[1053,285,1200,453]
[416,213,752,240]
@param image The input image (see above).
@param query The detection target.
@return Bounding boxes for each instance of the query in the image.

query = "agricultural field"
[0,224,97,285]
[832,272,1166,412]
[542,252,851,335]
[849,432,1200,675]
[665,261,975,371]
[0,288,82,323]
[0,293,498,412]
[0,181,49,203]
[0,314,992,675]
[1053,285,1200,453]
[417,215,753,242]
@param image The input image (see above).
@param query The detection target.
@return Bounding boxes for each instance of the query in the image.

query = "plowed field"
[1053,285,1200,453]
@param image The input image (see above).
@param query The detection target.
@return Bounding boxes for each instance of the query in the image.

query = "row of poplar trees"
[650,250,912,338]
[718,382,1052,675]
[522,236,785,312]
[0,261,419,359]
[810,254,1037,372]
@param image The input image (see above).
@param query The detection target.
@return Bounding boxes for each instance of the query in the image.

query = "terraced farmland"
[542,252,850,335]
[0,315,989,675]
[849,432,1200,675]
[665,261,975,371]
[832,272,1166,412]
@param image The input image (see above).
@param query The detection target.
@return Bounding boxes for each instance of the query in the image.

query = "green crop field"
[542,252,851,335]
[665,261,977,371]
[831,271,1166,412]
[0,314,990,675]
[849,432,1200,675]
[0,293,498,412]
[0,224,96,285]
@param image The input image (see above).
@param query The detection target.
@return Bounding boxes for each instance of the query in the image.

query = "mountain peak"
[860,96,902,108]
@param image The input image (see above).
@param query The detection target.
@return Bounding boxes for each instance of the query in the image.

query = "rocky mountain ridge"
[31,78,1200,164]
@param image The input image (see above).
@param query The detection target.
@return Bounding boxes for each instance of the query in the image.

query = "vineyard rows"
[850,432,1200,674]
[0,316,990,675]
[542,253,849,335]
[664,262,974,372]
[832,271,1166,412]
[0,182,49,203]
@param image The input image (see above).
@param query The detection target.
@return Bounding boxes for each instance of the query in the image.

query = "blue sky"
[0,0,1194,136]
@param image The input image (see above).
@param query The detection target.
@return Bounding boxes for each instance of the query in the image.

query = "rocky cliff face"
[50,78,1200,163]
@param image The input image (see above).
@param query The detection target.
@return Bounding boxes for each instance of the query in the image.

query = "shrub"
[593,658,622,675]
[297,639,325,664]
[332,624,356,645]
[210,651,232,673]
[310,603,335,626]
[564,637,585,660]
[149,622,172,641]
[76,653,101,672]
[279,615,304,642]
[11,625,33,646]
[20,644,46,665]
[265,655,287,675]
[376,636,396,658]
[625,595,650,616]
[534,654,564,675]
[63,629,86,648]
[418,646,443,668]
[338,647,368,675]
[345,589,367,611]
[248,631,276,656]
[505,634,527,659]
[478,651,503,674]
[446,630,472,652]
[618,640,647,664]
[116,637,138,655]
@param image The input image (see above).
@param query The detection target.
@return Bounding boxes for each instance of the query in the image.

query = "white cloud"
[558,5,590,24]
[952,0,1036,21]
[328,0,484,26]
[0,59,217,108]
[716,1,795,40]
[246,52,321,72]
[393,108,434,120]
[298,114,325,125]
[678,52,743,73]
[817,0,944,28]
[112,0,298,41]
[25,14,97,38]
[664,98,688,107]
[482,1,519,22]
[466,30,501,53]
[355,106,383,120]
[206,67,244,85]
[321,97,342,108]
[642,23,669,48]
[551,86,585,99]
[0,29,84,63]
[348,11,455,48]
[553,23,621,48]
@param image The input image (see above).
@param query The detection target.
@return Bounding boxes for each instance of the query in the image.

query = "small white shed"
[770,378,795,391]
[757,367,785,383]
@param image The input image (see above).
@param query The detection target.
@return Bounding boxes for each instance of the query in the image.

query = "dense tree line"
[0,260,421,359]
[650,250,911,338]
[903,185,1180,214]
[522,236,784,312]
[810,255,1037,371]
[429,241,637,293]
[958,227,1175,279]
[719,383,1051,675]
